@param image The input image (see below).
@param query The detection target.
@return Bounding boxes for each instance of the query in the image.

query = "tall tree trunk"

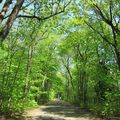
[83,71,87,108]
[113,45,120,71]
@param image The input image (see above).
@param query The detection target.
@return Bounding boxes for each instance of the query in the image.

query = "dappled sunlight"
[25,100,103,120]
[0,0,120,120]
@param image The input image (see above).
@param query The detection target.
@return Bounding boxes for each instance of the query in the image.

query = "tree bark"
[0,0,24,40]
[0,0,12,22]
[0,0,3,3]
[23,45,33,100]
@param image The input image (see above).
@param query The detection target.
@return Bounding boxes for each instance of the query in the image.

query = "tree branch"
[109,0,112,21]
[84,21,114,46]
[93,2,120,34]
[21,0,34,10]
[93,3,111,25]
[17,10,65,21]
[17,0,72,21]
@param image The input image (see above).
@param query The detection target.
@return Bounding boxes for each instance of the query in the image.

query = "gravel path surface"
[24,100,103,120]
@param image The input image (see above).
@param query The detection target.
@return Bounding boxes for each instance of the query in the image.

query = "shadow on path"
[42,105,89,117]
[25,100,103,120]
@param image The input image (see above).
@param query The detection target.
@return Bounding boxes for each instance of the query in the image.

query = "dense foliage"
[0,0,120,119]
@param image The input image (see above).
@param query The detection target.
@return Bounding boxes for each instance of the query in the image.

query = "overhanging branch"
[84,20,114,46]
[17,10,65,21]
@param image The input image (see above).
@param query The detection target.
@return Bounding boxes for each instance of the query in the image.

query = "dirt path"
[24,100,103,120]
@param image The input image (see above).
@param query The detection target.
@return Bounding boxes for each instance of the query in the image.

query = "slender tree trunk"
[23,45,33,100]
[83,70,87,108]
[66,66,74,90]
[65,74,70,100]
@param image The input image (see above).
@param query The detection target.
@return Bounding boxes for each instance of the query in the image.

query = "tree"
[0,0,120,118]
[83,0,120,71]
[0,0,71,41]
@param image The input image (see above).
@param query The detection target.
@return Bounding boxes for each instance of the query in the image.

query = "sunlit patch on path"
[24,100,103,120]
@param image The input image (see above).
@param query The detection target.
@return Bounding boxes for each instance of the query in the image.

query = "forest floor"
[24,99,104,120]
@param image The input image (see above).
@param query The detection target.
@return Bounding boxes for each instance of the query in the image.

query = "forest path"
[24,99,103,120]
